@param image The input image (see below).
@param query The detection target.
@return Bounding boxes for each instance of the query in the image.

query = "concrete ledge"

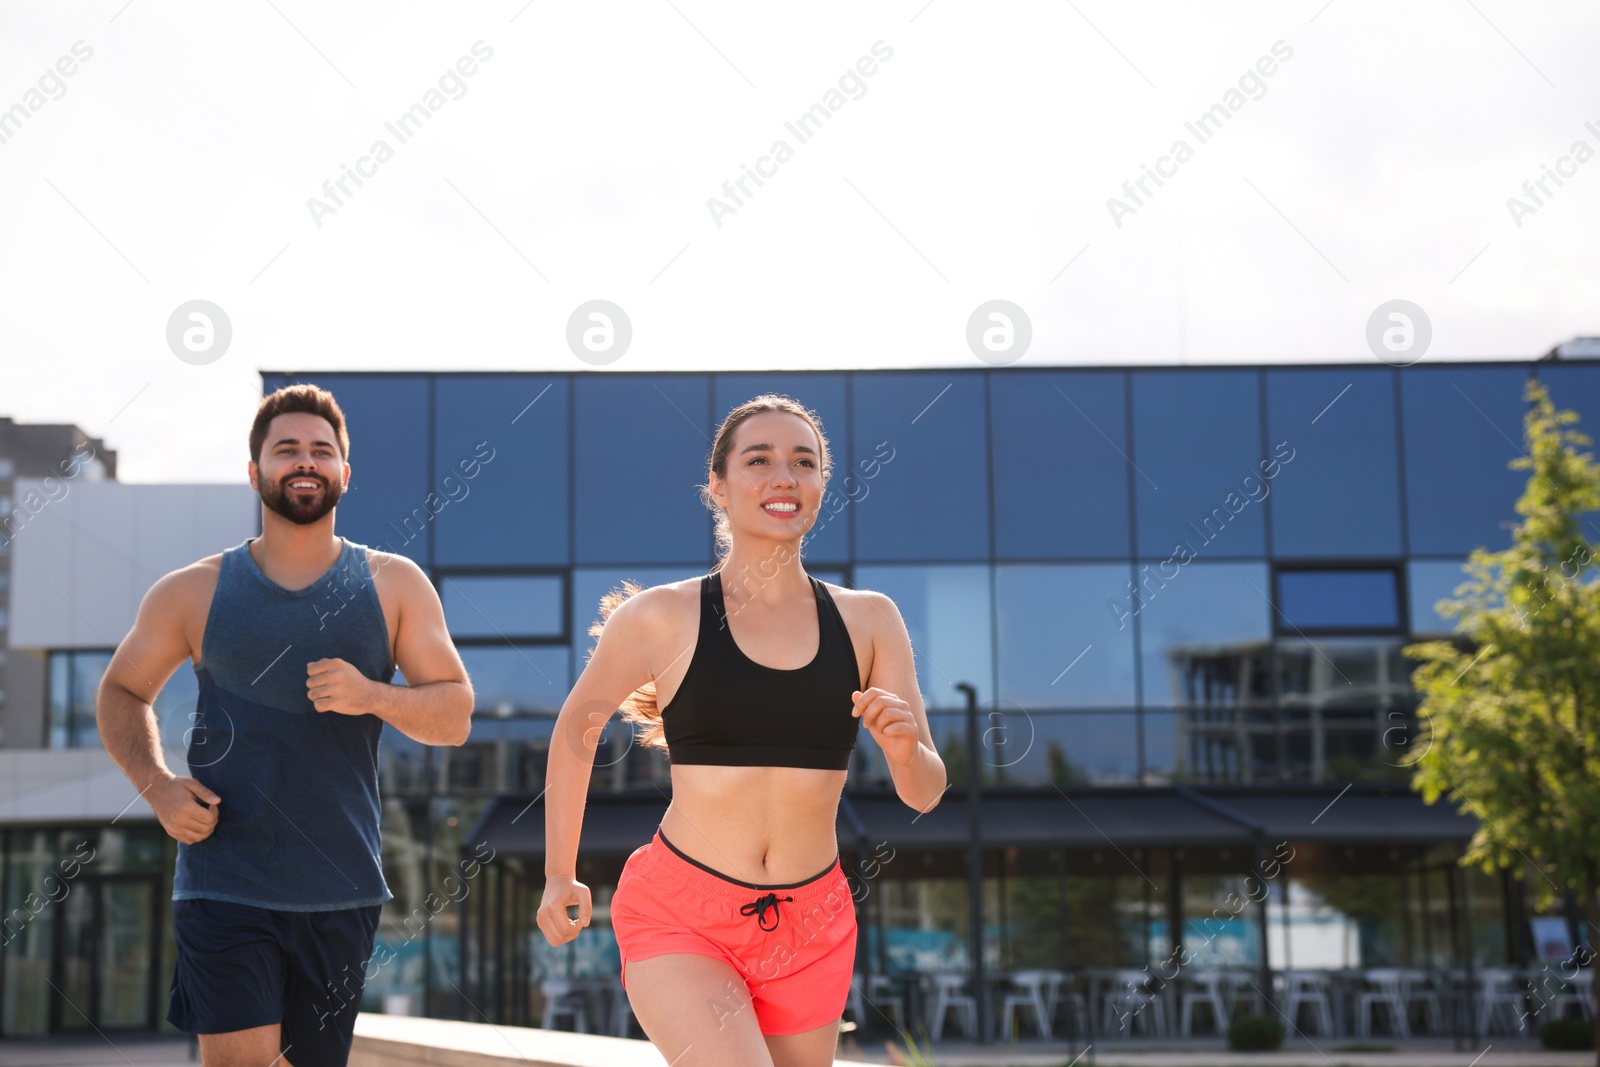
[350,1013,882,1067]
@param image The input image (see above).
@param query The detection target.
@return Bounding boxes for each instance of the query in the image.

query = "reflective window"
[986,709,1141,786]
[49,650,110,748]
[995,564,1137,710]
[1266,368,1402,558]
[1528,364,1600,540]
[1401,366,1530,555]
[1407,559,1470,635]
[991,371,1131,559]
[1136,561,1272,709]
[459,646,571,716]
[274,375,433,564]
[441,575,564,640]
[435,376,568,566]
[852,373,987,561]
[713,374,850,564]
[1275,568,1401,632]
[574,375,712,564]
[854,564,991,712]
[1131,370,1266,559]
[48,650,198,750]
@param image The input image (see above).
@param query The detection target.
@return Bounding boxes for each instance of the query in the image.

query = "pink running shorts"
[610,827,858,1036]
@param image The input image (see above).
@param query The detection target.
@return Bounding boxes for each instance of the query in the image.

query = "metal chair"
[1280,970,1334,1036]
[1181,970,1232,1036]
[998,970,1055,1040]
[1475,968,1527,1037]
[926,972,978,1039]
[1102,968,1168,1037]
[539,978,590,1032]
[1553,969,1595,1021]
[604,976,635,1037]
[1359,968,1411,1037]
[1046,971,1090,1038]
[849,973,908,1031]
[1398,968,1444,1034]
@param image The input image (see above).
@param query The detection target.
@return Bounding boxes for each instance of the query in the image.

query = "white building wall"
[9,480,254,648]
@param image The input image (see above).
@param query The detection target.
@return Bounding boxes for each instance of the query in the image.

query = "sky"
[1,0,1597,482]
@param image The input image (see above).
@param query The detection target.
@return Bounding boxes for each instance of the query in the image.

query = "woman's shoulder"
[817,579,899,638]
[601,575,704,632]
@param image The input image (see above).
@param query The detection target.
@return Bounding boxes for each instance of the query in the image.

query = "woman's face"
[711,410,826,544]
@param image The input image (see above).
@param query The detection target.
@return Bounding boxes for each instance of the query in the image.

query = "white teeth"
[764,502,797,512]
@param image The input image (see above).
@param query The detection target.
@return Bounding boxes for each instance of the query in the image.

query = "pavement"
[0,1034,196,1067]
[0,1031,1586,1067]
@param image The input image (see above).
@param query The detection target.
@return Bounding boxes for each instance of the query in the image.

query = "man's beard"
[260,474,342,525]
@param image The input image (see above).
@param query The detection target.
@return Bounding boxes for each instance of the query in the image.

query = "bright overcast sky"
[1,1,1597,482]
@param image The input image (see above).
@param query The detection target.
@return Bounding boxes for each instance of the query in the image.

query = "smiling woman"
[538,392,946,1066]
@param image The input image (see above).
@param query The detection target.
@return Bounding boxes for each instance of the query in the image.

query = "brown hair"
[592,394,833,751]
[249,384,351,465]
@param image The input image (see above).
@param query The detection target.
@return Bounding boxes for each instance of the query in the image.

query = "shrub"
[1539,1017,1594,1050]
[1228,1014,1286,1051]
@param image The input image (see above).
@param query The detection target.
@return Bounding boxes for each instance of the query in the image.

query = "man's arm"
[96,568,223,844]
[307,554,473,745]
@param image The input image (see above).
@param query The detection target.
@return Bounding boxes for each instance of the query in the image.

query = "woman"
[537,394,947,1067]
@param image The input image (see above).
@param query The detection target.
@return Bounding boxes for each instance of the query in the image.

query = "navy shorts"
[168,897,383,1067]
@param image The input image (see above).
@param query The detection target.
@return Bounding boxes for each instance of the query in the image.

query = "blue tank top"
[172,536,395,911]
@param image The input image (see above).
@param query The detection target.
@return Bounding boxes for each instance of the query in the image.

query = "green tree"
[1404,379,1600,1058]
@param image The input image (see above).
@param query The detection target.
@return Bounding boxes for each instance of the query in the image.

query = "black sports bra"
[660,573,863,770]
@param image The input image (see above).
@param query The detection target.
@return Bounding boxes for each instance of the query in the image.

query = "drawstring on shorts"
[739,891,794,932]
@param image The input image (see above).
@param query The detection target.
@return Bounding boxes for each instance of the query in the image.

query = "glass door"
[52,874,160,1032]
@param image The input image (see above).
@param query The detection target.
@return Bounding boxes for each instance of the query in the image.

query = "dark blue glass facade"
[257,362,1589,789]
[239,362,1592,1025]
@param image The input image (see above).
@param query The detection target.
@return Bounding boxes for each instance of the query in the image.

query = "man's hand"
[307,658,376,716]
[150,775,221,845]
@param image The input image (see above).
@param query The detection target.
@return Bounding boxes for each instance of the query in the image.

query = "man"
[97,383,474,1067]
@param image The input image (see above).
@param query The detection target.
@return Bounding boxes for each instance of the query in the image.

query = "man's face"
[251,413,348,526]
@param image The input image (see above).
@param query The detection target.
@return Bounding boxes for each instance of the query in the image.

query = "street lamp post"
[956,681,989,1044]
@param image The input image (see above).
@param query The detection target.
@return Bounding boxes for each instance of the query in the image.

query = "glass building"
[4,359,1597,1036]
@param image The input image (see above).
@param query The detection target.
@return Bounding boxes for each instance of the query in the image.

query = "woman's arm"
[854,590,948,814]
[543,588,661,881]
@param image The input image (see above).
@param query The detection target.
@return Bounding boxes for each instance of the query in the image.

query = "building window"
[440,574,564,641]
[1274,567,1402,633]
[48,650,199,750]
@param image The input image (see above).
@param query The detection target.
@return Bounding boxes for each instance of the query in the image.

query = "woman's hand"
[852,687,921,767]
[537,875,592,947]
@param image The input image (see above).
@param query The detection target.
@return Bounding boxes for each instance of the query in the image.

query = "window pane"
[441,575,563,639]
[575,376,712,564]
[279,375,433,564]
[45,650,116,749]
[1276,569,1400,631]
[1137,561,1272,709]
[855,564,991,712]
[986,710,1140,786]
[1407,559,1469,635]
[991,371,1131,559]
[1266,368,1401,558]
[459,646,571,716]
[996,564,1137,709]
[155,664,200,753]
[713,374,850,564]
[1132,370,1266,558]
[435,376,568,566]
[852,373,987,560]
[1401,366,1529,555]
[1532,365,1600,538]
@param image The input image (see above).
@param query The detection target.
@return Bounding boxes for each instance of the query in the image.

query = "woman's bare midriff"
[658,764,850,885]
